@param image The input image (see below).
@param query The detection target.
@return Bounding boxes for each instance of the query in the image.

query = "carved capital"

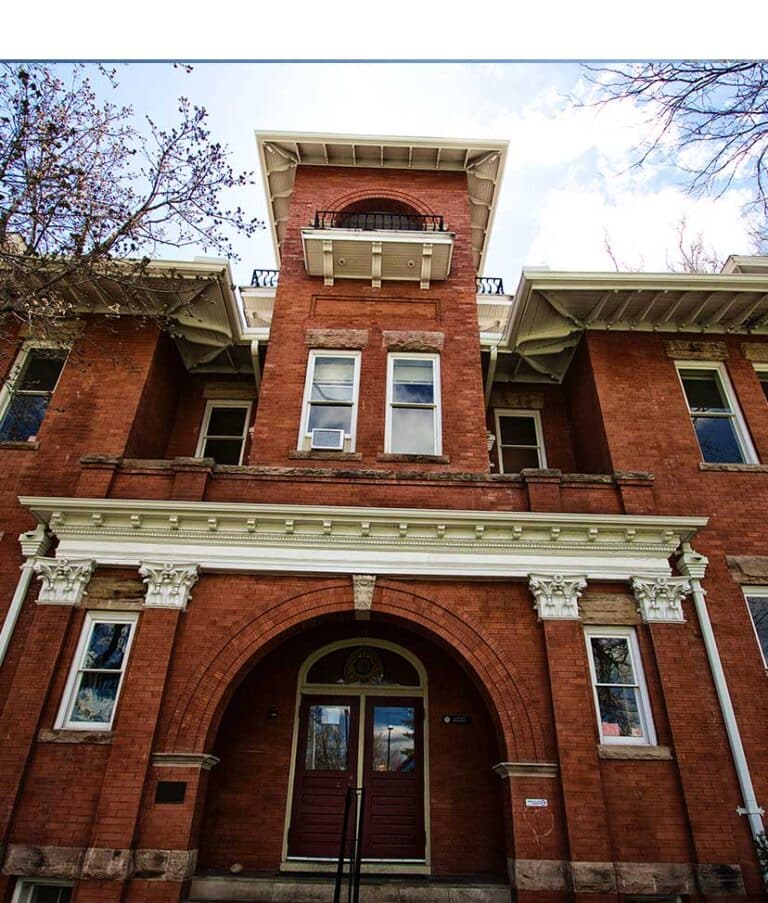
[33,558,94,606]
[352,574,376,621]
[631,576,691,623]
[139,562,199,611]
[529,574,586,620]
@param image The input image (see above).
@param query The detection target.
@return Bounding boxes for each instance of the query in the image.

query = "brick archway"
[325,186,436,217]
[164,580,546,762]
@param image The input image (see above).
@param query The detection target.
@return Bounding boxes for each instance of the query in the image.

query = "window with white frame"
[742,587,768,667]
[585,627,656,745]
[12,881,73,903]
[385,353,441,455]
[494,409,546,472]
[676,362,757,464]
[56,612,138,731]
[299,351,361,452]
[196,400,252,465]
[0,346,67,442]
[754,364,768,403]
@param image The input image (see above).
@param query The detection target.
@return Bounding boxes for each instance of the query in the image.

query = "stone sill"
[288,451,363,461]
[38,728,113,745]
[376,453,450,464]
[0,440,39,450]
[699,462,768,473]
[598,744,672,760]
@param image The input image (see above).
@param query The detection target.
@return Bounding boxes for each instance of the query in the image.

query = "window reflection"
[372,705,415,773]
[305,705,350,770]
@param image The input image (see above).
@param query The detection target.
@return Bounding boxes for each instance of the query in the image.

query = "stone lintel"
[726,554,768,585]
[493,761,559,779]
[665,339,728,360]
[1,844,197,882]
[570,861,617,894]
[38,728,113,745]
[597,744,673,760]
[306,328,369,349]
[152,752,220,770]
[382,330,444,352]
[741,341,768,362]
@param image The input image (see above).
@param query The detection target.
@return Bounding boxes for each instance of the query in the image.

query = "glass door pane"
[371,705,416,773]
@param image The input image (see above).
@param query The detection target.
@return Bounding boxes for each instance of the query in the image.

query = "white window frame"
[12,880,74,903]
[195,399,252,465]
[298,350,361,452]
[494,408,547,472]
[753,363,768,402]
[0,342,67,437]
[675,361,758,464]
[385,352,442,456]
[742,586,768,669]
[584,626,657,746]
[55,611,138,731]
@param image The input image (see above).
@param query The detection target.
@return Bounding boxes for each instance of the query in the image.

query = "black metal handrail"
[476,276,505,295]
[250,268,280,288]
[314,210,445,232]
[333,786,365,903]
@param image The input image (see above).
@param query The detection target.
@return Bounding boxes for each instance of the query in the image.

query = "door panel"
[362,698,424,859]
[289,697,358,857]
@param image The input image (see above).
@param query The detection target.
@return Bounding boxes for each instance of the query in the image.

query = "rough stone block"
[570,861,617,894]
[615,860,695,894]
[511,858,569,891]
[2,844,84,879]
[696,862,746,896]
[81,847,133,880]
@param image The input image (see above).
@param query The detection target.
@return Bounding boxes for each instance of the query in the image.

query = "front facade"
[1,131,768,903]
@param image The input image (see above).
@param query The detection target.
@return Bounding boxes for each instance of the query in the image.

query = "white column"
[0,525,51,666]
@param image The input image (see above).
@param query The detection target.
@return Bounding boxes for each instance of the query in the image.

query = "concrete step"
[189,874,511,903]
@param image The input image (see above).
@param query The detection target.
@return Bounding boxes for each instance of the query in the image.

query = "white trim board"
[19,497,707,582]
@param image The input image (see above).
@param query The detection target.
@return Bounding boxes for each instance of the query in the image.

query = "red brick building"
[1,131,768,903]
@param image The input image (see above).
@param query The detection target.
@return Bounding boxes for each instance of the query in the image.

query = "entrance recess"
[287,642,427,862]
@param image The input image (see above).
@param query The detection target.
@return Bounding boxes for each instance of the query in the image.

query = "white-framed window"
[494,409,547,472]
[742,586,768,668]
[56,611,138,731]
[385,353,442,455]
[12,881,73,903]
[195,400,252,465]
[0,344,67,442]
[675,361,757,464]
[298,350,361,452]
[753,363,768,403]
[584,626,656,746]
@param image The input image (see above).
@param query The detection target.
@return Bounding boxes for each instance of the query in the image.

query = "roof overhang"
[504,270,768,382]
[256,130,507,274]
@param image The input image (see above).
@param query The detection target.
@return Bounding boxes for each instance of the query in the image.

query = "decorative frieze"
[352,574,375,621]
[33,558,94,606]
[529,574,587,620]
[631,576,691,623]
[139,562,199,611]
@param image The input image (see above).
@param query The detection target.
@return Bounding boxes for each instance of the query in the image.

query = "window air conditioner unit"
[310,428,345,450]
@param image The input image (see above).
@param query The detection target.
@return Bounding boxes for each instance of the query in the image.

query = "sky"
[81,61,757,289]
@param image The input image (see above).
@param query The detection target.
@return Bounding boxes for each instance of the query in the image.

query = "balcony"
[301,209,455,289]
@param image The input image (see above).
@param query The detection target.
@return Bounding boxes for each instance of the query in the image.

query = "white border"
[195,399,253,465]
[298,350,361,452]
[493,408,547,472]
[55,611,139,731]
[584,625,657,747]
[0,342,67,433]
[742,585,768,669]
[384,353,442,456]
[11,879,74,903]
[675,361,758,465]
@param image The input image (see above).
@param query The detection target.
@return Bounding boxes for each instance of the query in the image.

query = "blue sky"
[87,62,756,287]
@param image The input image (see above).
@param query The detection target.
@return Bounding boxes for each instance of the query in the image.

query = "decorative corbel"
[631,576,691,623]
[139,562,199,611]
[529,574,587,620]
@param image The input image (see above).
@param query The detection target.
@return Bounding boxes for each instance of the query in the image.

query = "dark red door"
[289,696,359,857]
[361,697,424,860]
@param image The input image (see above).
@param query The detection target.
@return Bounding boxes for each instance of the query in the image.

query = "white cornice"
[19,497,706,582]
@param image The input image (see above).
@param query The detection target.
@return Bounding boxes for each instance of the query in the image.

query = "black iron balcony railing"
[251,268,280,288]
[313,210,445,232]
[476,276,505,295]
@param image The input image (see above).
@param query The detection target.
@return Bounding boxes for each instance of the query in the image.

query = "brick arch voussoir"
[326,187,436,218]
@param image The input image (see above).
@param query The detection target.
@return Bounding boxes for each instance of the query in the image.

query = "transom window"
[0,346,67,442]
[385,353,442,456]
[743,588,768,668]
[494,409,546,472]
[676,363,756,464]
[585,627,656,746]
[306,645,421,687]
[196,401,252,465]
[299,350,361,451]
[13,883,73,903]
[56,612,138,731]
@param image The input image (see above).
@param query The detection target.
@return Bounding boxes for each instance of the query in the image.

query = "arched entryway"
[286,639,428,862]
[197,617,507,879]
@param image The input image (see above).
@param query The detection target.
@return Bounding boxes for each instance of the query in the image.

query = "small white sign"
[525,798,548,808]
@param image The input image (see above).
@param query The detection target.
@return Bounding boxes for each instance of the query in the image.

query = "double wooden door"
[289,694,424,860]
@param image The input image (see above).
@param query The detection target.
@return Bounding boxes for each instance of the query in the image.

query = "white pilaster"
[529,574,587,620]
[139,562,199,611]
